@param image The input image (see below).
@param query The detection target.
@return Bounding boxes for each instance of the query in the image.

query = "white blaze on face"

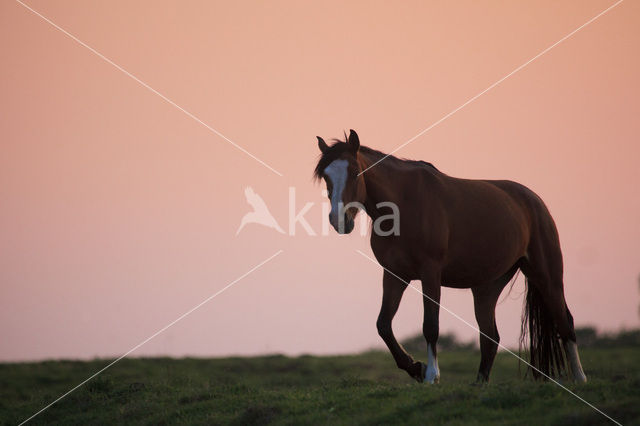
[425,344,440,384]
[324,159,349,217]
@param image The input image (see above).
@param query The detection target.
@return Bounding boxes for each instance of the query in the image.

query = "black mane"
[313,135,438,181]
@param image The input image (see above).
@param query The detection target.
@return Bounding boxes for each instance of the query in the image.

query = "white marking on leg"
[564,340,587,383]
[323,159,348,217]
[425,344,440,384]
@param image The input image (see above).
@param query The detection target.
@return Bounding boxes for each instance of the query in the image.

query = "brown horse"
[314,129,587,384]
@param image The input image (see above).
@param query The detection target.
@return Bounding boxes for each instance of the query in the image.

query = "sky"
[1,0,639,362]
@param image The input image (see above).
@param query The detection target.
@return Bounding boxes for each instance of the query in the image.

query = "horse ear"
[348,129,360,153]
[317,136,329,153]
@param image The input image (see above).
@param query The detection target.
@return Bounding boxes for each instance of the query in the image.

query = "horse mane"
[313,133,439,181]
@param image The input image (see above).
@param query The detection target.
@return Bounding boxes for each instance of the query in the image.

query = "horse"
[313,129,587,384]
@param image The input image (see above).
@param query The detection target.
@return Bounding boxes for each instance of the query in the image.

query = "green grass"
[1,347,639,425]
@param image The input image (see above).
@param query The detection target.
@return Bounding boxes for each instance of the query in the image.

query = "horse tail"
[519,277,567,380]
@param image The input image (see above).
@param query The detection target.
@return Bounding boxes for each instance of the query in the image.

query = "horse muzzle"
[329,213,355,234]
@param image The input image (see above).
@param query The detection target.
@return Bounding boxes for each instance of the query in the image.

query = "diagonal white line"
[14,0,283,177]
[19,249,284,425]
[355,249,621,426]
[359,0,624,176]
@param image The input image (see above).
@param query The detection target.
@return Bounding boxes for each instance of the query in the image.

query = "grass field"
[2,343,639,425]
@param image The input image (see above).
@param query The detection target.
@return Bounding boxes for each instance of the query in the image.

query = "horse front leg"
[421,269,442,384]
[377,270,424,382]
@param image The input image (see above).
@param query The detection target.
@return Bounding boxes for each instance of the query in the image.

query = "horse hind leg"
[472,286,500,383]
[523,276,587,383]
[562,308,587,383]
[541,287,587,383]
[520,234,587,382]
[472,264,518,383]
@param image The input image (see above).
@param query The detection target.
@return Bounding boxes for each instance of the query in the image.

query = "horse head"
[314,129,366,234]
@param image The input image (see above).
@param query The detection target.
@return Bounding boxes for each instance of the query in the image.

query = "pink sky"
[1,0,639,361]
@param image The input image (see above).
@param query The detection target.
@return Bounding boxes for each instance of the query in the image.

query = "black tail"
[519,278,567,380]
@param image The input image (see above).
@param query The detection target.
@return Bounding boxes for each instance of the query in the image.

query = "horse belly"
[442,217,527,287]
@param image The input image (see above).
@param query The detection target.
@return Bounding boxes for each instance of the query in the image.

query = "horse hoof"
[474,373,489,385]
[409,362,426,383]
[425,373,440,384]
[419,362,427,383]
[420,363,440,384]
[574,374,587,384]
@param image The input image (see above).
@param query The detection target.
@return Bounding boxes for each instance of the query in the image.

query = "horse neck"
[357,150,401,221]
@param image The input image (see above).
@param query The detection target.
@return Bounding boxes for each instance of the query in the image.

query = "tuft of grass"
[1,346,639,425]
